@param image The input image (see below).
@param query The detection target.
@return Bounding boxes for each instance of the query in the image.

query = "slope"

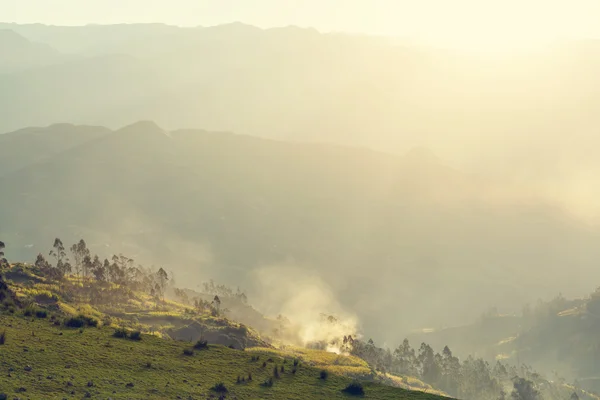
[0,29,63,73]
[1,122,599,345]
[0,315,446,399]
[0,263,446,399]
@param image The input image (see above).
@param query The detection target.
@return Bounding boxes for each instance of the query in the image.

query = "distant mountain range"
[0,29,65,72]
[1,121,599,344]
[1,23,600,212]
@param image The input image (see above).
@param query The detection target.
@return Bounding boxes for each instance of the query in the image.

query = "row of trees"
[33,238,247,315]
[34,238,171,303]
[341,335,578,400]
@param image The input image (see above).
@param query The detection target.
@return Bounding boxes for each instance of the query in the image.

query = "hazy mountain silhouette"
[1,23,600,218]
[1,122,599,344]
[0,29,63,72]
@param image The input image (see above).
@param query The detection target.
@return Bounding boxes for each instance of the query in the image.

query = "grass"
[0,313,448,399]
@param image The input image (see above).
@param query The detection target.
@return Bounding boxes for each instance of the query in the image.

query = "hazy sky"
[3,0,600,48]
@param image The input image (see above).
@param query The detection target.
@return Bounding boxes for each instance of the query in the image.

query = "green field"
[0,314,448,399]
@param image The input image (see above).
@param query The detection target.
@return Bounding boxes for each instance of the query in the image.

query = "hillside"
[404,289,600,395]
[0,316,444,399]
[1,122,599,344]
[1,258,590,400]
[0,262,447,399]
[0,29,63,73]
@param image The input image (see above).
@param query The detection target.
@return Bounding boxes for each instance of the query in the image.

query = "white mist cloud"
[251,262,358,347]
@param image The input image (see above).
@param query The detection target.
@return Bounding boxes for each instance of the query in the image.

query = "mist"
[2,16,600,400]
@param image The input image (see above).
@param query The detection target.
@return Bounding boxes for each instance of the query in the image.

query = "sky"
[2,0,600,49]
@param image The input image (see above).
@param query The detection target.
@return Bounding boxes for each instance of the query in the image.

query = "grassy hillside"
[0,314,447,399]
[0,264,448,399]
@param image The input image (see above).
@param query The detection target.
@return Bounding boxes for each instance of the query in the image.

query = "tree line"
[339,335,580,400]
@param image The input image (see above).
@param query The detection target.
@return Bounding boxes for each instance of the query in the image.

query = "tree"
[393,339,418,376]
[212,295,222,315]
[70,239,90,277]
[0,240,7,267]
[49,238,66,267]
[92,256,106,282]
[156,268,168,300]
[418,342,441,384]
[440,345,461,395]
[511,378,540,400]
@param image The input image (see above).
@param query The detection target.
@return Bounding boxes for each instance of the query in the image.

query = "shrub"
[65,315,98,328]
[35,309,48,318]
[0,330,5,345]
[342,381,365,396]
[129,330,142,341]
[23,304,36,317]
[320,370,329,380]
[211,382,227,393]
[64,316,85,328]
[261,378,274,387]
[193,339,208,350]
[113,327,128,338]
[0,393,6,400]
[183,348,194,356]
[273,365,280,379]
[83,316,99,327]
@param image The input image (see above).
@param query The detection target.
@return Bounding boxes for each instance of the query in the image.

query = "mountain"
[0,29,63,72]
[1,122,599,345]
[1,23,600,220]
[0,123,110,177]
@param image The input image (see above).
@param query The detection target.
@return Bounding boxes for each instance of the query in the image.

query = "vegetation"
[342,381,365,396]
[0,239,596,400]
[0,313,442,399]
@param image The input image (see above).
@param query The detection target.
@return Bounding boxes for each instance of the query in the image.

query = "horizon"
[3,0,600,51]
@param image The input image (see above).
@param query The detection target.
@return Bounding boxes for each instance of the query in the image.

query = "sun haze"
[2,0,600,51]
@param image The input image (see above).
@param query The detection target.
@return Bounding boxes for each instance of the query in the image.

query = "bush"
[23,304,36,317]
[273,365,280,378]
[0,330,5,345]
[342,381,365,396]
[113,327,128,338]
[35,309,48,318]
[320,370,329,380]
[183,348,194,356]
[64,316,85,328]
[261,378,274,388]
[129,330,142,341]
[211,382,228,393]
[194,339,208,350]
[65,315,98,328]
